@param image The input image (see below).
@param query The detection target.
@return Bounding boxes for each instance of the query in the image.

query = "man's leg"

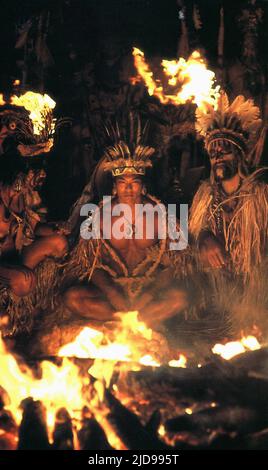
[0,264,35,296]
[22,234,68,269]
[138,288,188,327]
[63,285,115,322]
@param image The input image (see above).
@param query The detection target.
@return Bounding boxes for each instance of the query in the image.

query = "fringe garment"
[0,258,62,337]
[189,169,268,331]
[64,195,194,304]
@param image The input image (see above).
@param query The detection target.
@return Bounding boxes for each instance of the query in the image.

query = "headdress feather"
[195,91,262,164]
[103,113,155,177]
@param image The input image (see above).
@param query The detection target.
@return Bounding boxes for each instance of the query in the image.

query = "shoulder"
[194,179,212,195]
[190,179,213,210]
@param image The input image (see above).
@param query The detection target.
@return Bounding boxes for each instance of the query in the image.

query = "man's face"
[209,141,238,182]
[114,174,143,203]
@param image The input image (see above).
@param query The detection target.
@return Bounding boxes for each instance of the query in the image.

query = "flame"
[58,311,161,370]
[158,424,166,437]
[10,91,56,137]
[0,333,126,450]
[168,354,187,368]
[139,355,160,367]
[0,94,5,105]
[58,311,189,388]
[132,47,220,110]
[0,334,89,440]
[13,80,20,86]
[212,335,261,360]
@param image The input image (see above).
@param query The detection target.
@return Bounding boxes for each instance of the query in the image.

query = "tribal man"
[63,117,192,329]
[189,92,268,332]
[0,107,68,337]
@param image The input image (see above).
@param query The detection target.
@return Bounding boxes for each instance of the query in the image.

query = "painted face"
[114,174,144,203]
[209,140,239,182]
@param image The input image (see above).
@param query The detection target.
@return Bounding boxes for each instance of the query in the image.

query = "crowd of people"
[0,89,267,353]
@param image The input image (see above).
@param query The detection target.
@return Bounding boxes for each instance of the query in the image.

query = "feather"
[217,92,229,115]
[136,115,141,145]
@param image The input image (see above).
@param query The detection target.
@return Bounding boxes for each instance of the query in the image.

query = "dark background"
[0,0,267,87]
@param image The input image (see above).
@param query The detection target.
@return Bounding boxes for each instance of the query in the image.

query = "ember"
[212,336,261,360]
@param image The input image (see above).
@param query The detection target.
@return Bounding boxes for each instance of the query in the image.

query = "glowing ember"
[10,91,56,138]
[0,334,89,440]
[212,335,261,360]
[132,47,220,110]
[168,354,187,368]
[158,424,166,437]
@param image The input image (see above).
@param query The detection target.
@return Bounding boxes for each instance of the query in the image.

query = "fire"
[212,335,261,360]
[139,355,160,367]
[58,311,188,388]
[132,47,220,110]
[0,94,5,105]
[0,334,89,439]
[10,91,56,138]
[13,80,20,86]
[58,311,164,370]
[0,333,126,449]
[168,354,187,368]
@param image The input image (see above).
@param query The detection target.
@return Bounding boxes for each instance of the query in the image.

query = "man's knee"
[10,269,36,297]
[168,288,188,310]
[50,234,68,258]
[63,287,79,310]
[63,285,101,312]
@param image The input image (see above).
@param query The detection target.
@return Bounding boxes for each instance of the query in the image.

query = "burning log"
[121,363,232,404]
[230,347,268,377]
[0,409,18,450]
[18,398,50,450]
[52,408,74,450]
[0,386,10,410]
[104,389,168,450]
[78,408,113,450]
[166,405,265,435]
[123,354,268,407]
[144,409,162,438]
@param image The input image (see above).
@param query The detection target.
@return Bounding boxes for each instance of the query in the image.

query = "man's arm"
[91,268,129,311]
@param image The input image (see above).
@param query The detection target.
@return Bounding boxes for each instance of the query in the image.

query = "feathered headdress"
[102,113,155,177]
[195,92,262,162]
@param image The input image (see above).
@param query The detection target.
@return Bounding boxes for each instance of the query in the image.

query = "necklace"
[123,216,136,237]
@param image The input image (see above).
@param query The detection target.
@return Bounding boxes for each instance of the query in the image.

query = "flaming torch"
[132,47,220,111]
[10,91,56,141]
